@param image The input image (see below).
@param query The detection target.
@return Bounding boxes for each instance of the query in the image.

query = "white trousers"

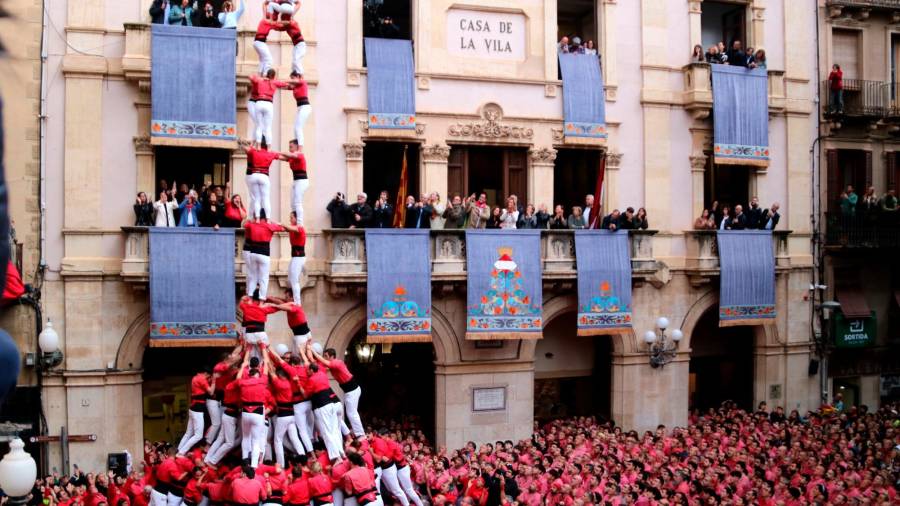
[292,41,307,75]
[166,492,183,506]
[241,411,267,468]
[294,104,312,147]
[342,386,364,438]
[379,465,408,506]
[292,178,310,225]
[313,402,345,460]
[247,101,258,143]
[205,399,223,444]
[397,465,423,506]
[245,252,272,299]
[253,100,274,146]
[267,1,294,16]
[245,172,270,220]
[293,332,310,354]
[206,413,240,464]
[273,415,303,466]
[289,256,306,305]
[253,40,273,75]
[177,410,205,455]
[150,490,168,506]
[332,489,345,506]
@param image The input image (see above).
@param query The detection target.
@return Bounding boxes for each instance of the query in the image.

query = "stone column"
[528,148,557,209]
[421,144,451,198]
[344,142,365,198]
[601,0,619,101]
[134,136,154,196]
[605,152,623,212]
[690,155,707,219]
[688,0,702,48]
[751,2,766,50]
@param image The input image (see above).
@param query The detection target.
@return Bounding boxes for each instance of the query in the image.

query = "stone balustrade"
[684,230,792,280]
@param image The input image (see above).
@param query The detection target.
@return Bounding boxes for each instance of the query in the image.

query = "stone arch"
[116,311,150,371]
[521,293,629,361]
[323,303,460,365]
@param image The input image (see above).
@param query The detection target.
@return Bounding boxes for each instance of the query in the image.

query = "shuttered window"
[833,29,860,81]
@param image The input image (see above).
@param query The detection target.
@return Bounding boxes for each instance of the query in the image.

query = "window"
[554,149,600,212]
[154,147,230,198]
[826,149,870,214]
[833,29,860,81]
[557,0,599,54]
[447,146,527,208]
[703,156,750,215]
[363,141,419,205]
[364,0,412,40]
[701,1,747,51]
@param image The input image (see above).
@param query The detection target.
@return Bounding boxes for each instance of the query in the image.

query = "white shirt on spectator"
[218,0,244,28]
[154,198,178,227]
[499,209,519,229]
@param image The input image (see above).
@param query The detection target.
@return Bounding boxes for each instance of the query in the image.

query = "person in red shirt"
[206,377,242,466]
[238,351,271,469]
[244,137,287,224]
[306,462,334,506]
[238,292,280,356]
[206,346,242,446]
[284,466,310,506]
[243,215,286,302]
[369,431,407,506]
[282,211,307,303]
[288,75,311,149]
[232,466,270,505]
[176,368,212,455]
[300,342,345,463]
[828,63,844,114]
[268,346,314,456]
[310,346,364,441]
[267,358,305,467]
[248,71,289,148]
[181,468,206,506]
[343,452,382,506]
[388,433,423,506]
[223,184,248,228]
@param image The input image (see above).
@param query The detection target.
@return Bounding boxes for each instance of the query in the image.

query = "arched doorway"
[343,330,436,440]
[533,311,612,421]
[688,308,754,411]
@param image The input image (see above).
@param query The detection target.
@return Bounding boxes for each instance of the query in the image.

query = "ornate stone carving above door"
[447,103,535,140]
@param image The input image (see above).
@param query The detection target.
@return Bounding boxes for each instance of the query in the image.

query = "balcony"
[323,229,663,289]
[824,213,900,249]
[684,230,792,286]
[682,63,785,120]
[821,79,888,119]
[826,0,900,19]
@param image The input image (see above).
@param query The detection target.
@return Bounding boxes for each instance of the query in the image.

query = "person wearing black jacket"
[149,0,169,24]
[326,192,351,228]
[601,209,621,231]
[201,192,225,228]
[404,194,432,229]
[745,197,763,229]
[535,204,551,229]
[728,204,747,230]
[348,192,373,229]
[725,40,749,68]
[195,1,222,27]
[134,192,154,226]
[372,191,394,228]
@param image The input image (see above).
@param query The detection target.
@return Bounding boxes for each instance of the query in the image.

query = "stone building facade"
[0,0,822,470]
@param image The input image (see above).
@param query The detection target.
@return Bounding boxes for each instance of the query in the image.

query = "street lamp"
[355,343,375,364]
[0,438,37,506]
[643,316,683,368]
[37,320,62,369]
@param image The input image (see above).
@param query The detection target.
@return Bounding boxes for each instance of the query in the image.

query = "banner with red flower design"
[466,230,543,340]
[366,230,431,343]
[575,231,632,336]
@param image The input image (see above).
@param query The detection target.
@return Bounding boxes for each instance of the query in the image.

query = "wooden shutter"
[448,147,466,198]
[505,149,527,203]
[864,150,873,187]
[827,149,840,214]
[833,29,860,80]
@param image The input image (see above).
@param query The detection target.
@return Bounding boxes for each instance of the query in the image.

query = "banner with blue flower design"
[717,230,776,327]
[575,230,632,336]
[365,230,431,343]
[466,230,543,340]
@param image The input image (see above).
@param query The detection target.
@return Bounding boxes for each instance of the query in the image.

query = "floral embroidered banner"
[364,38,416,130]
[366,230,431,343]
[575,231,632,336]
[711,65,769,167]
[149,228,237,346]
[558,54,607,139]
[151,25,237,142]
[717,230,776,327]
[466,230,543,340]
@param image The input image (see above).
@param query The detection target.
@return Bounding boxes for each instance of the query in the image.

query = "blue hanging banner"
[575,231,632,335]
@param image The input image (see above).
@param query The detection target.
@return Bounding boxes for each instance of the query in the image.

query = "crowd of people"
[836,185,899,217]
[692,40,766,70]
[326,192,650,232]
[693,196,781,231]
[18,392,900,506]
[557,36,599,57]
[149,0,245,29]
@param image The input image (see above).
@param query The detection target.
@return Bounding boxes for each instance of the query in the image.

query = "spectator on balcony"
[149,0,170,24]
[379,16,401,39]
[327,192,351,228]
[691,44,704,63]
[487,207,503,229]
[583,194,596,229]
[443,194,466,229]
[585,40,597,56]
[601,209,620,231]
[761,202,780,230]
[705,45,723,64]
[516,204,539,229]
[567,206,586,229]
[828,64,844,114]
[134,192,154,226]
[201,191,225,229]
[557,36,571,54]
[154,191,178,227]
[882,189,898,212]
[746,196,763,229]
[465,193,490,229]
[635,207,649,230]
[499,198,519,229]
[694,209,715,230]
[718,206,731,231]
[169,0,193,26]
[349,192,374,229]
[549,205,567,229]
[710,200,721,226]
[840,185,858,217]
[218,0,244,29]
[752,48,767,69]
[729,204,747,230]
[372,190,394,228]
[862,186,880,215]
[223,184,248,227]
[405,194,433,229]
[569,37,585,55]
[726,40,748,68]
[196,1,221,27]
[617,207,636,230]
[536,204,551,229]
[178,190,202,227]
[430,192,446,230]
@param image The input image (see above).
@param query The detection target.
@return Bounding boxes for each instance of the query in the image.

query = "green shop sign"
[833,311,875,348]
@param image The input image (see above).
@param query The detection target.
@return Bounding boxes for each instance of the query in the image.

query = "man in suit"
[372,190,394,228]
[729,204,747,230]
[601,209,621,231]
[761,202,780,230]
[746,196,763,229]
[405,193,433,229]
[349,192,373,229]
[617,207,637,230]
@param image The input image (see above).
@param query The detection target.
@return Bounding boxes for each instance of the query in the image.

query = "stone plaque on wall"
[447,9,526,61]
[472,386,507,412]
